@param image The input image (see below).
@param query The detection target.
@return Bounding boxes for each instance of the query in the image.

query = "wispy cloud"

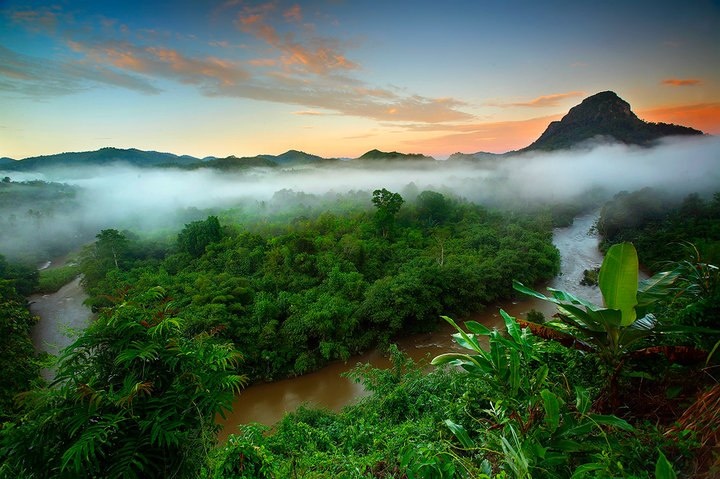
[1,3,473,125]
[661,78,701,87]
[292,110,327,116]
[639,102,720,134]
[236,8,358,75]
[284,4,302,23]
[9,7,60,32]
[491,91,585,108]
[402,115,562,154]
[67,40,250,88]
[0,45,161,96]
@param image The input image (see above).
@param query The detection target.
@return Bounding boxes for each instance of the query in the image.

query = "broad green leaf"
[534,364,549,389]
[509,349,521,395]
[500,309,522,343]
[451,332,482,352]
[598,242,638,326]
[442,315,483,353]
[464,320,492,336]
[556,304,604,332]
[431,353,477,366]
[444,419,475,449]
[655,450,677,479]
[547,288,600,310]
[575,386,590,415]
[588,414,634,431]
[541,389,560,432]
[588,308,623,328]
[513,280,552,301]
[571,462,606,478]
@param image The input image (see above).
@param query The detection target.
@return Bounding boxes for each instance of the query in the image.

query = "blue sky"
[1,0,718,159]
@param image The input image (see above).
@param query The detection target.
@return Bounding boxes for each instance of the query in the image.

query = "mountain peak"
[525,91,702,151]
[562,91,636,124]
[357,149,435,161]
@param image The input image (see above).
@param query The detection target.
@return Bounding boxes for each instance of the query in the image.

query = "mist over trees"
[1,135,717,264]
[0,134,719,477]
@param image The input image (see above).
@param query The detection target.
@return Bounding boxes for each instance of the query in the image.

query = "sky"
[1,0,719,160]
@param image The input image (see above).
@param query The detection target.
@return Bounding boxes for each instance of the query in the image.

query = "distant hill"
[0,157,17,169]
[199,155,278,170]
[356,149,435,161]
[259,149,329,165]
[446,151,502,162]
[523,91,703,151]
[6,147,203,171]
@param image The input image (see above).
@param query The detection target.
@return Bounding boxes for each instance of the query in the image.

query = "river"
[27,210,604,439]
[216,211,604,438]
[29,276,94,379]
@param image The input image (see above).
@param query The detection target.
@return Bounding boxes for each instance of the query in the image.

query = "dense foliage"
[0,286,245,478]
[77,191,560,380]
[0,254,42,421]
[209,248,717,478]
[4,185,718,478]
[598,189,720,269]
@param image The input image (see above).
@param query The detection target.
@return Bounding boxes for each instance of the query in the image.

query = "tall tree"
[371,188,403,238]
[177,216,222,257]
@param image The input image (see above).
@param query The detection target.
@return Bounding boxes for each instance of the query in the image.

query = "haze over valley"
[2,2,720,478]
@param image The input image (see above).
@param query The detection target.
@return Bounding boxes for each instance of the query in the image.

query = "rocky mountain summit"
[524,91,703,151]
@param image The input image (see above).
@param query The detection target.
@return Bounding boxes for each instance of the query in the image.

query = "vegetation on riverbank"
[0,188,718,478]
[0,255,42,421]
[36,264,81,294]
[75,190,560,381]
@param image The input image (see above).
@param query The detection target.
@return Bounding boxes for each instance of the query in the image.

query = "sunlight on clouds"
[661,78,702,87]
[284,5,302,23]
[402,115,562,155]
[639,103,720,134]
[491,91,586,108]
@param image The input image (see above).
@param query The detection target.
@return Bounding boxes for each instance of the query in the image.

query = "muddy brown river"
[217,211,605,438]
[28,211,604,440]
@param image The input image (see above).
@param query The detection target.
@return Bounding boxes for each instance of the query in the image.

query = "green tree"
[0,286,245,478]
[0,279,41,421]
[177,216,223,257]
[371,188,403,238]
[416,190,451,225]
[80,229,130,290]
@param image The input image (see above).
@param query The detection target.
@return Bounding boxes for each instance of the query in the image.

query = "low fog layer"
[1,136,718,262]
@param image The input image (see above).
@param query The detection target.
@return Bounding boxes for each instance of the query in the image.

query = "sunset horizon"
[2,0,719,160]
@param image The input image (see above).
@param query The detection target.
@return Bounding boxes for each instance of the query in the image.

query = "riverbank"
[217,210,604,438]
[27,209,604,438]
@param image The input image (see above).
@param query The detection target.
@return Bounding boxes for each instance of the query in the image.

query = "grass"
[36,264,80,294]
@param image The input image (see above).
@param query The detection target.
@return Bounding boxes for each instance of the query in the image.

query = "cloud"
[492,91,585,108]
[237,9,358,75]
[3,3,473,125]
[284,5,302,23]
[0,45,161,96]
[661,78,702,87]
[639,102,720,134]
[248,58,277,67]
[67,40,250,88]
[8,7,59,33]
[401,115,562,155]
[4,137,717,264]
[292,110,327,116]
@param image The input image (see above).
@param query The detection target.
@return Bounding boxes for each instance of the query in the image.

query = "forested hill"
[355,149,436,161]
[0,158,16,168]
[3,147,203,171]
[523,91,703,151]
